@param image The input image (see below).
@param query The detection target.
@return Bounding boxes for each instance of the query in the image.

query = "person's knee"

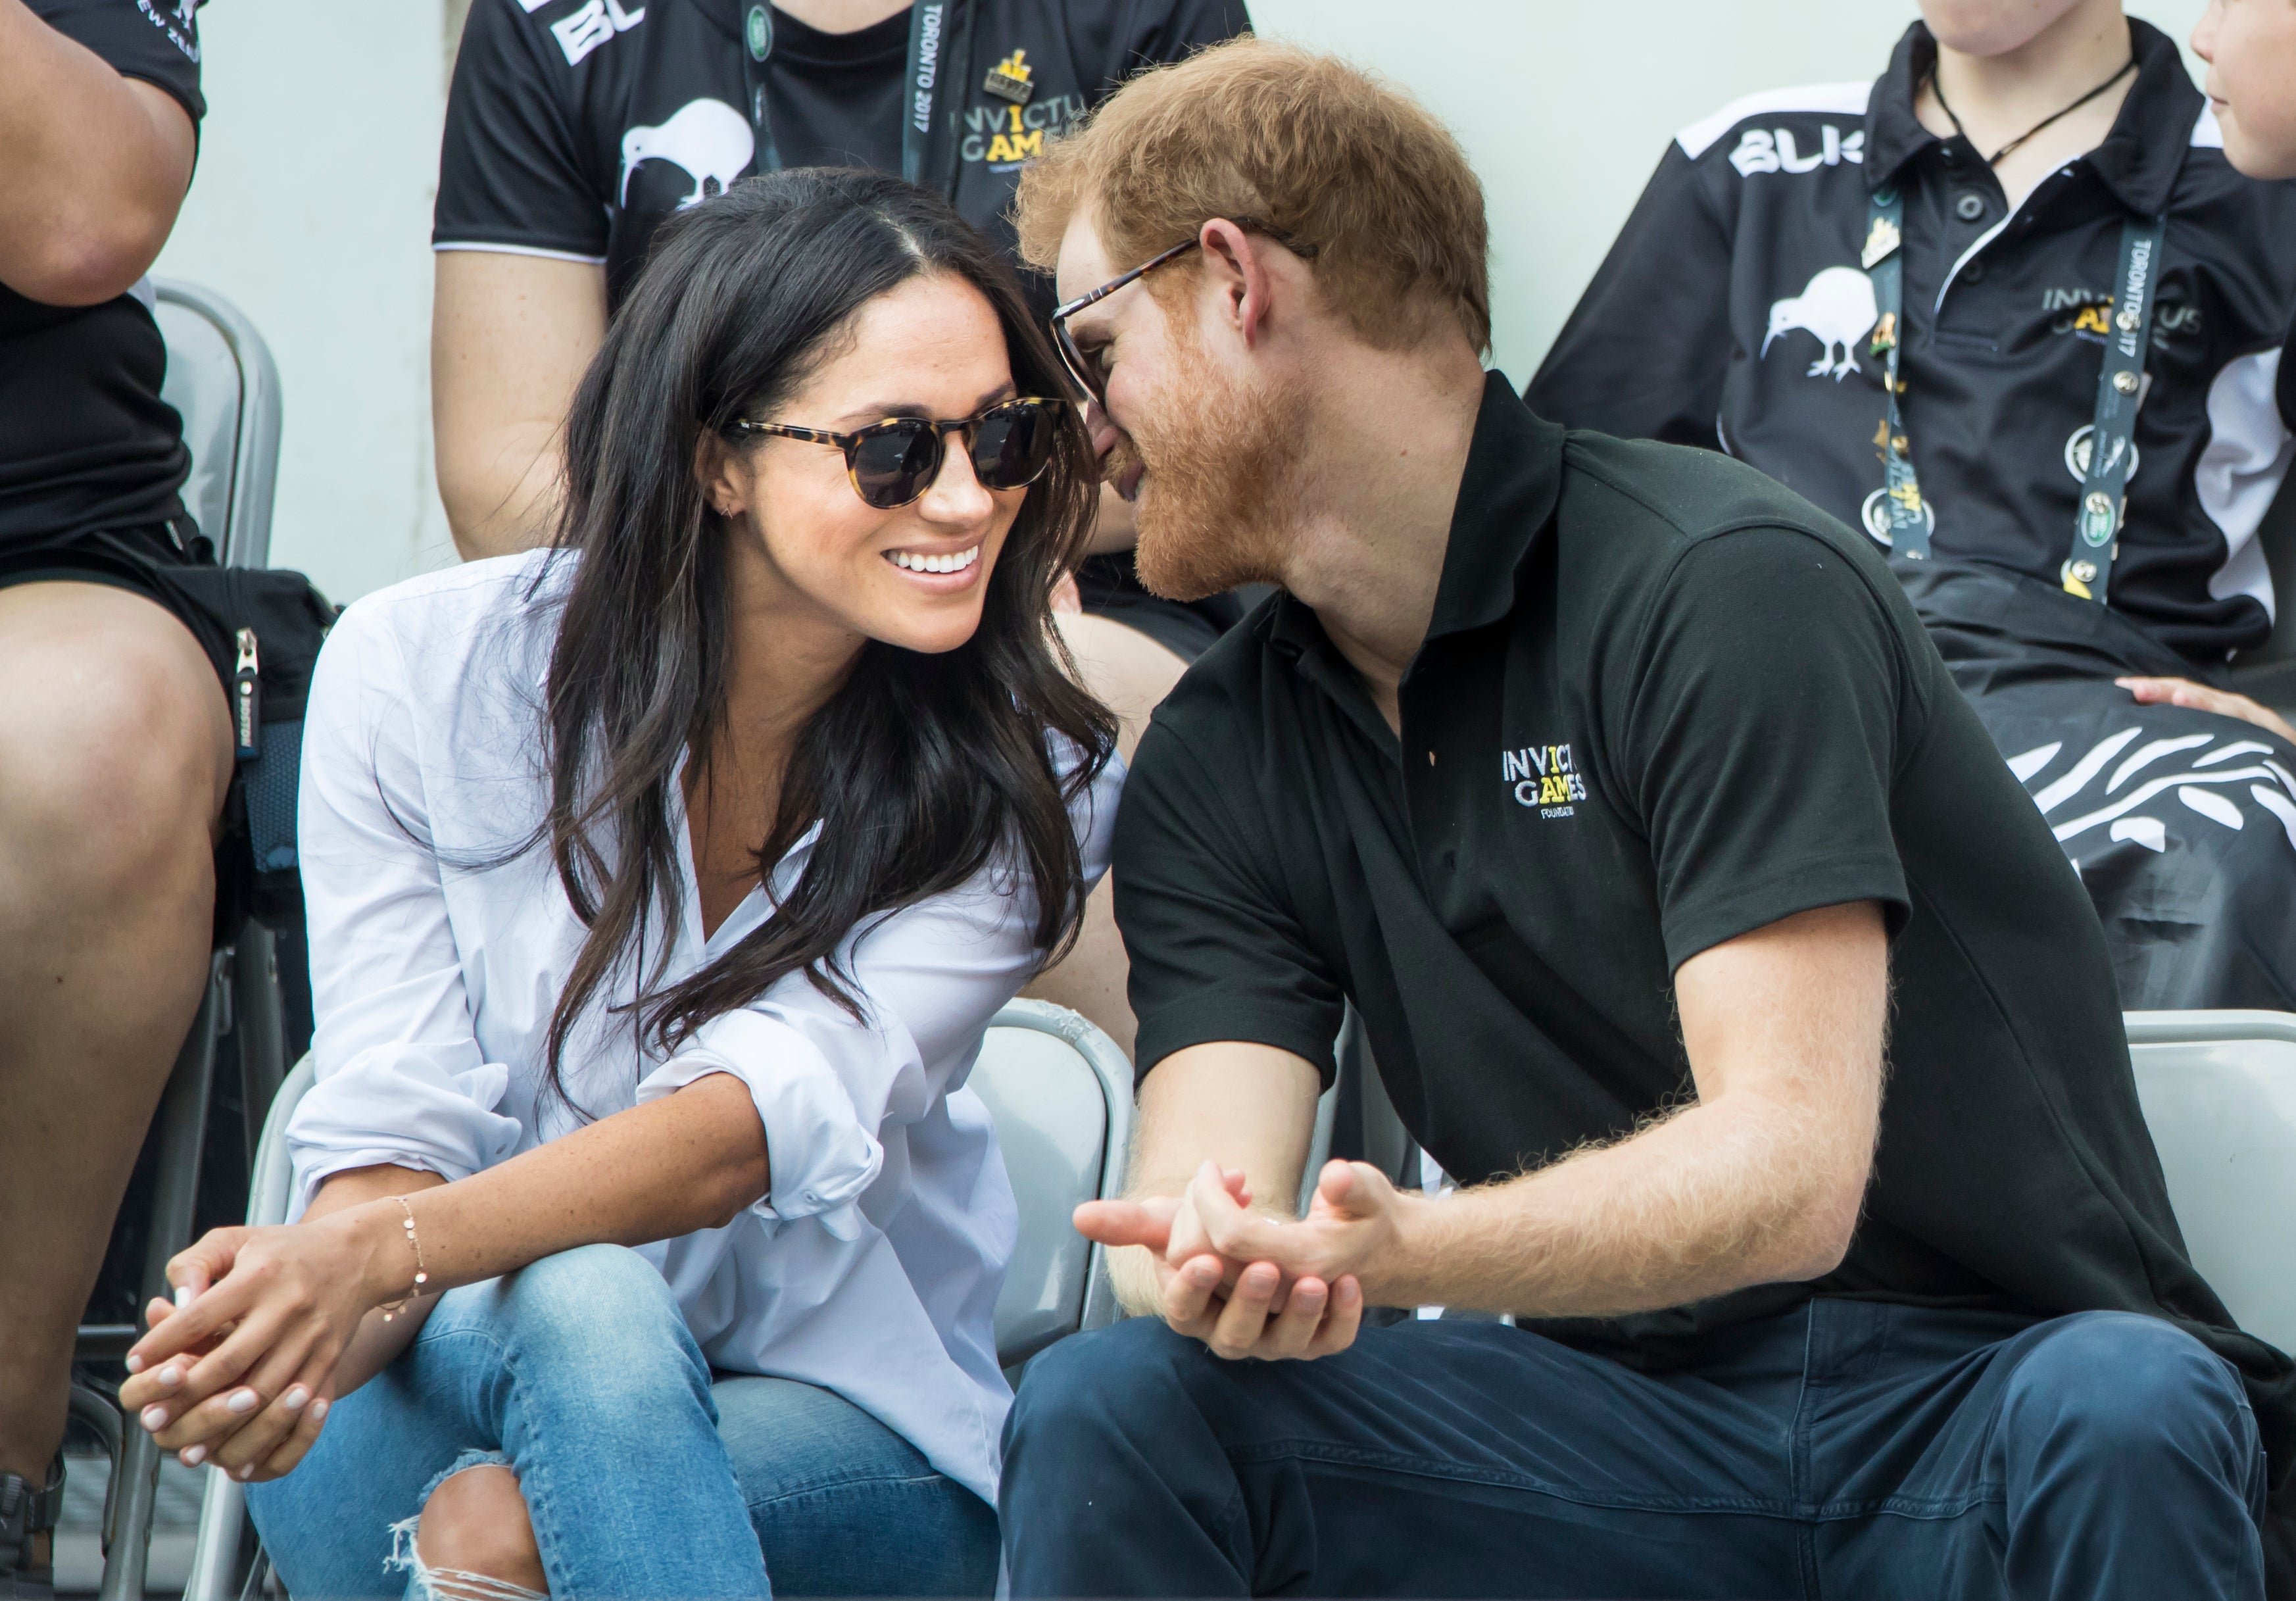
[1008,1317,1202,1458]
[496,1245,703,1395]
[2004,1313,2256,1466]
[413,1463,546,1596]
[0,585,229,895]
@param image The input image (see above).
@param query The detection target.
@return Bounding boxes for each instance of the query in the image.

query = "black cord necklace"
[1932,55,2136,166]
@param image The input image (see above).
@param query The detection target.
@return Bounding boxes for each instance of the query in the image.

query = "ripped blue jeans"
[246,1244,1000,1599]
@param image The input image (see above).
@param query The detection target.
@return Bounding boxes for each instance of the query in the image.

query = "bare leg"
[1026,612,1192,1058]
[416,1464,549,1596]
[0,583,232,1506]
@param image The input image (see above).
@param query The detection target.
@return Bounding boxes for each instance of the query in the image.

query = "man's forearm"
[1376,1085,1869,1318]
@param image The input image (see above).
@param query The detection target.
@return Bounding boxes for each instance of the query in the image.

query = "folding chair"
[63,279,290,1601]
[2124,1010,2296,1354]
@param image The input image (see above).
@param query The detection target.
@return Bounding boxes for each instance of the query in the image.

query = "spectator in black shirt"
[1527,0,2296,1014]
[430,0,1247,1052]
[996,38,2286,1600]
[0,0,225,1591]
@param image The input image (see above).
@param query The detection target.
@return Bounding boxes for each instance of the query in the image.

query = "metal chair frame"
[61,278,289,1600]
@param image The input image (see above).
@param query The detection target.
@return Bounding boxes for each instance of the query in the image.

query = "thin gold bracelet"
[378,1196,430,1323]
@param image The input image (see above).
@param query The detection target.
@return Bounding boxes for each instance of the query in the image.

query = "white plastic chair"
[2123,1010,2296,1354]
[183,1000,1144,1598]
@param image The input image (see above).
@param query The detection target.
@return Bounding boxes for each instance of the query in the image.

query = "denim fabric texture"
[247,1243,998,1598]
[1002,1300,2268,1600]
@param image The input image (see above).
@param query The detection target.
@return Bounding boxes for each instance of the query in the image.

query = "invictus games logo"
[1503,743,1586,818]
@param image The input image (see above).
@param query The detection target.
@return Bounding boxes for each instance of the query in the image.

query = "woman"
[114,168,1117,1598]
[1527,0,2296,1012]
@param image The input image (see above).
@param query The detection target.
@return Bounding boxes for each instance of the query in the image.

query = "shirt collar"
[1863,17,2200,216]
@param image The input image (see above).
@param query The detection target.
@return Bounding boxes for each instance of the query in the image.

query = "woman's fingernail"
[235,1464,254,1481]
[174,1285,195,1309]
[124,1354,144,1374]
[181,1444,207,1467]
[140,1406,169,1432]
[282,1386,310,1412]
[158,1365,184,1388]
[225,1389,259,1415]
[308,1397,330,1423]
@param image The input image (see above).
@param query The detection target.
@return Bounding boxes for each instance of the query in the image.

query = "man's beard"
[1116,345,1302,603]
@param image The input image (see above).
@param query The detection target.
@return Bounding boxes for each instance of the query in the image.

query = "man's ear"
[1198,218,1282,350]
[695,431,746,519]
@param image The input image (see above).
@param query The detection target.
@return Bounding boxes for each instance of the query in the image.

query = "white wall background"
[154,0,2209,604]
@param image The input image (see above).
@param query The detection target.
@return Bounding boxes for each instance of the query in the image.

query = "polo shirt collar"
[1862,18,2200,216]
[1422,373,1565,644]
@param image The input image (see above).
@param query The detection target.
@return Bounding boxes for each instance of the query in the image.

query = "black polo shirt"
[1114,374,2293,1466]
[1525,20,2296,666]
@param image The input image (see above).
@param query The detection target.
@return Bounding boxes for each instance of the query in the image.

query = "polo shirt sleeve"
[1618,526,1913,969]
[434,0,609,261]
[1113,717,1345,1086]
[32,0,203,125]
[1523,143,1734,450]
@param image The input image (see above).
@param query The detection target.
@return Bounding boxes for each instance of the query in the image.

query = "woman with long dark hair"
[112,168,1116,1597]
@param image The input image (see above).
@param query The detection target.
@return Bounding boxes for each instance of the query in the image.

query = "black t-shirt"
[1526,21,2296,666]
[435,0,1250,312]
[1115,373,2294,1467]
[0,0,203,552]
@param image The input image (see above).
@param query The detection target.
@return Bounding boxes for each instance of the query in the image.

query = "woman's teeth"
[889,546,979,574]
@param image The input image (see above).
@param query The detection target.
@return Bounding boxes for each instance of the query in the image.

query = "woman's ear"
[695,431,748,519]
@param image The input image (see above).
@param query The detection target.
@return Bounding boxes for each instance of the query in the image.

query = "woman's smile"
[885,542,982,579]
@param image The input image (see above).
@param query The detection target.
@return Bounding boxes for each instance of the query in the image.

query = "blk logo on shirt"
[1503,743,1586,816]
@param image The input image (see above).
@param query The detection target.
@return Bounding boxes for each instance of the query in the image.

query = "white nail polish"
[182,1445,207,1467]
[308,1397,330,1422]
[282,1387,310,1412]
[235,1464,254,1482]
[140,1406,168,1432]
[174,1285,195,1309]
[124,1354,144,1374]
[159,1365,184,1388]
[225,1389,259,1414]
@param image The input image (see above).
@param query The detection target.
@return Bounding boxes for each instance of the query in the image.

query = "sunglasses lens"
[849,422,940,508]
[971,403,1058,490]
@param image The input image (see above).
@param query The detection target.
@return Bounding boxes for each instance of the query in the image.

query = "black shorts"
[0,520,238,694]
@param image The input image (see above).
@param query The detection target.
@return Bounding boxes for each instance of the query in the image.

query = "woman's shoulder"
[325,549,570,683]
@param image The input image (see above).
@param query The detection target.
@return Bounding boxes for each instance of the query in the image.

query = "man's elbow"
[1768,1164,1870,1284]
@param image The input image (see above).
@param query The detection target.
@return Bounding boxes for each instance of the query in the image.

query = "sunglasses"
[1048,217,1319,407]
[731,397,1067,510]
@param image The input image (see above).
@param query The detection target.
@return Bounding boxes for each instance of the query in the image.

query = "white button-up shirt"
[287,552,1120,1504]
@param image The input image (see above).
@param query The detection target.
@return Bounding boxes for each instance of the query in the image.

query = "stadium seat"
[64,279,291,1601]
[2124,1010,2296,1354]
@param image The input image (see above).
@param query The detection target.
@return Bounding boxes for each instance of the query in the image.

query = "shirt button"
[1954,192,1987,222]
[1961,260,1987,284]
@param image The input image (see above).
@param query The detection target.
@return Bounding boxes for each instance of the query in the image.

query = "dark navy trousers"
[1002,1301,2266,1599]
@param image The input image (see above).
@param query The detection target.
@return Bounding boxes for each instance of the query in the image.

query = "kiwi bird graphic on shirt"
[1762,266,1879,381]
[619,99,756,209]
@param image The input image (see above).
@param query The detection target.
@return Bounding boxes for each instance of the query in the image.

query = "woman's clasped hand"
[116,1214,391,1480]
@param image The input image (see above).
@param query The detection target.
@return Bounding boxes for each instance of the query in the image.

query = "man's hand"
[1077,1161,1367,1360]
[2116,676,2296,744]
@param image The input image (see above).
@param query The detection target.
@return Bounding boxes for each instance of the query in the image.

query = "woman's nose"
[919,437,995,525]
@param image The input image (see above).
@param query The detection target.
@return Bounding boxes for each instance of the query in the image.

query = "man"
[429,0,1250,1052]
[0,0,226,1593]
[2197,0,2296,182]
[1527,0,2296,1014]
[2195,0,2296,450]
[998,37,2293,1600]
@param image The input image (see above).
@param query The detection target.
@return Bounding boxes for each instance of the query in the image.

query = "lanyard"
[1859,186,2164,601]
[740,0,959,190]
